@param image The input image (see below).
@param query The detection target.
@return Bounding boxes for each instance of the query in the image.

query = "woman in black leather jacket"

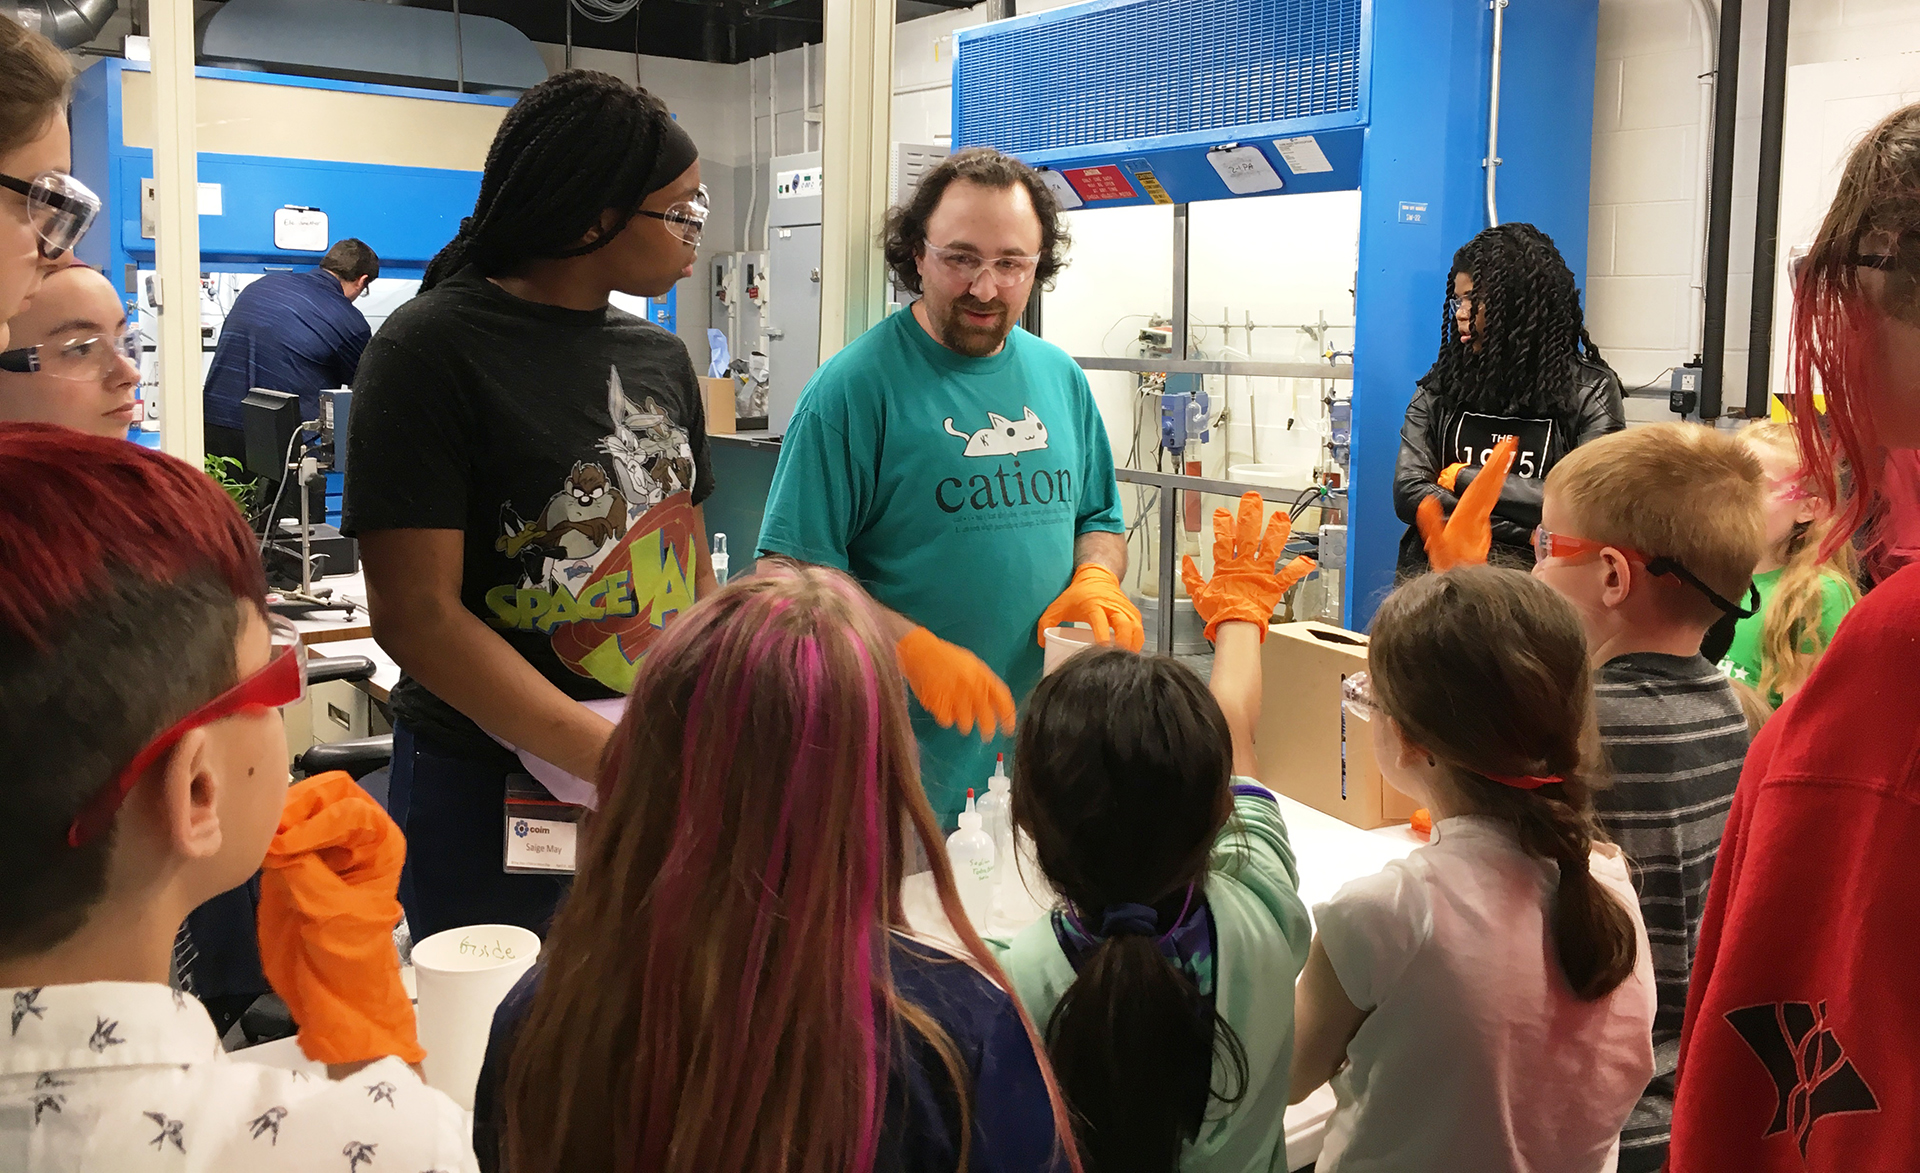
[1395,222,1626,572]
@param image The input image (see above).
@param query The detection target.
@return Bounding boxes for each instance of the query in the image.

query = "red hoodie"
[1669,564,1920,1171]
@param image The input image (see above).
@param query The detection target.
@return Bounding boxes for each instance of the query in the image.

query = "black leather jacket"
[1394,358,1626,572]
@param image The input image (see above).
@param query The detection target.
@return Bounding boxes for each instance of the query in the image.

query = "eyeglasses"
[0,171,101,260]
[0,330,139,383]
[1531,527,1645,566]
[1530,526,1760,618]
[924,243,1042,288]
[1341,672,1376,723]
[1851,253,1896,271]
[636,185,710,247]
[1447,291,1480,318]
[67,613,307,849]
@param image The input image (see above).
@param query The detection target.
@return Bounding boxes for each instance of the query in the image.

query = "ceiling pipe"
[1684,0,1717,360]
[0,0,118,49]
[1700,0,1744,420]
[1744,0,1791,420]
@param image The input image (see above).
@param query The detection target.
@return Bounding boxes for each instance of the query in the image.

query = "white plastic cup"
[411,924,540,1111]
[1043,625,1098,675]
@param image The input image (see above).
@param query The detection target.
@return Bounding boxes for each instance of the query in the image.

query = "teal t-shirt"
[757,308,1124,819]
[1719,566,1856,704]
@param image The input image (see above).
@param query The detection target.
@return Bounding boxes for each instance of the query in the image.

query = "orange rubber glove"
[1412,808,1433,839]
[1034,564,1145,651]
[258,772,423,1067]
[1180,492,1317,643]
[897,626,1017,740]
[1415,435,1518,571]
[1436,462,1467,492]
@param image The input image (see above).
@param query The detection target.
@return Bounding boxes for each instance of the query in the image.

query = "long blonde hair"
[1739,421,1859,698]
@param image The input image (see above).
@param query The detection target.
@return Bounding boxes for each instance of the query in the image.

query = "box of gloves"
[1255,621,1421,830]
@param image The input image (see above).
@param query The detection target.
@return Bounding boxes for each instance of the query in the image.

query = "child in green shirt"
[988,495,1314,1173]
[1721,421,1859,704]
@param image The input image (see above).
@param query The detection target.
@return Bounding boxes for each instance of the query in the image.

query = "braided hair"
[1420,222,1609,422]
[423,71,679,291]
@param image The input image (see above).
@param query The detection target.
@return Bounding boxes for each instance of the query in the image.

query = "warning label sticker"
[1064,165,1138,202]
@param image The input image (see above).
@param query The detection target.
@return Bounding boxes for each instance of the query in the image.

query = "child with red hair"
[0,424,473,1171]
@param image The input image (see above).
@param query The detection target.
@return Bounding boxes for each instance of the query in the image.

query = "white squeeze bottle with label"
[947,789,997,929]
[711,533,730,586]
[975,754,1013,888]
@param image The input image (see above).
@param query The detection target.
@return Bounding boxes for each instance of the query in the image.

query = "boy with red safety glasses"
[1529,422,1769,1173]
[0,424,474,1172]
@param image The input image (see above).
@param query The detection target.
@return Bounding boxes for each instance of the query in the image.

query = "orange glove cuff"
[1437,462,1467,492]
[258,772,423,1067]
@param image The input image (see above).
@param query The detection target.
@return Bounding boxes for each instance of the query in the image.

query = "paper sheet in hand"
[490,696,626,808]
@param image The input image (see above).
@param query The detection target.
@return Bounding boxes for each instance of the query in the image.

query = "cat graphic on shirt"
[945,407,1049,458]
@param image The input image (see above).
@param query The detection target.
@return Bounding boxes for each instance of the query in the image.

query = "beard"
[932,293,1015,357]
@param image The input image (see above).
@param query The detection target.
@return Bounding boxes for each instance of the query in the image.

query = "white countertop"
[901,790,1421,1171]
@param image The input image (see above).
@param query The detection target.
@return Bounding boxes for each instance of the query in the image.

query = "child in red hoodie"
[1668,101,1920,1171]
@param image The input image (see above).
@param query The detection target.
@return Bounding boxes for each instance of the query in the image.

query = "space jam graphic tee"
[757,308,1123,821]
[344,267,712,759]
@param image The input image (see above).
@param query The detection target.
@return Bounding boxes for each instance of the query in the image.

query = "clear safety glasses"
[637,184,710,247]
[0,171,101,260]
[67,614,307,848]
[1341,672,1376,723]
[925,243,1042,288]
[0,329,139,383]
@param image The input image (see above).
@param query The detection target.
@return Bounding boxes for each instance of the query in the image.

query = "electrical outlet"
[1670,364,1702,416]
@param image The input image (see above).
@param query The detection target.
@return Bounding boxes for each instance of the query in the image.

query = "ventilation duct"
[199,0,546,96]
[1,0,118,50]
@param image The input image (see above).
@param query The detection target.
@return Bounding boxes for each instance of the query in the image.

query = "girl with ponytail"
[996,494,1313,1173]
[1289,565,1655,1173]
[479,562,1082,1173]
[344,71,720,938]
[1719,420,1858,704]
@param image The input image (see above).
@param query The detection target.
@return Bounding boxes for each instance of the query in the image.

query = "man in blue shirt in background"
[203,238,378,461]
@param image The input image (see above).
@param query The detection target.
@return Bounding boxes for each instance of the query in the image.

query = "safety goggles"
[924,243,1042,288]
[0,171,101,260]
[0,329,139,383]
[1341,671,1375,723]
[67,613,307,849]
[1530,526,1759,618]
[636,184,709,247]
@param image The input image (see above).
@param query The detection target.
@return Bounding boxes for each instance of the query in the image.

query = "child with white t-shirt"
[1289,565,1656,1173]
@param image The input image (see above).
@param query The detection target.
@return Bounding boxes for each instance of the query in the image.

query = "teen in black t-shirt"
[343,71,715,937]
[1393,223,1625,572]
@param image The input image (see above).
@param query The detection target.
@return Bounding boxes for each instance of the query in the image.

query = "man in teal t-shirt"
[757,148,1137,821]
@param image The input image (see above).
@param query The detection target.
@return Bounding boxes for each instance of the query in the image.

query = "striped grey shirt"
[1591,652,1750,1170]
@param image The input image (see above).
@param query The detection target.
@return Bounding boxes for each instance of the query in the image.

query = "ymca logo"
[1726,1001,1879,1159]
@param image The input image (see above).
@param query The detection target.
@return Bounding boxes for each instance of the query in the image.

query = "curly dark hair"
[1419,222,1609,420]
[424,71,680,290]
[883,147,1071,295]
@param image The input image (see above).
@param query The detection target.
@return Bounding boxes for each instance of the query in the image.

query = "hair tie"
[1481,770,1563,790]
[1099,903,1160,938]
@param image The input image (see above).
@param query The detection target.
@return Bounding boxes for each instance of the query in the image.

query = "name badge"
[503,773,584,875]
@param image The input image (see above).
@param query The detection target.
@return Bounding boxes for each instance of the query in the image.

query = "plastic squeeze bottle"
[975,755,1014,888]
[711,533,730,586]
[947,789,997,929]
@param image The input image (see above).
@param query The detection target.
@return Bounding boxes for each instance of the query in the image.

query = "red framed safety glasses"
[1530,526,1760,619]
[67,613,307,848]
[1530,527,1647,566]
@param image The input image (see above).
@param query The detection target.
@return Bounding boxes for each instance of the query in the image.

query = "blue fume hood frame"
[953,0,1599,630]
[69,59,676,330]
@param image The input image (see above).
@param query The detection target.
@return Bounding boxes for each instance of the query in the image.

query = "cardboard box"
[1254,621,1422,830]
[701,376,736,435]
